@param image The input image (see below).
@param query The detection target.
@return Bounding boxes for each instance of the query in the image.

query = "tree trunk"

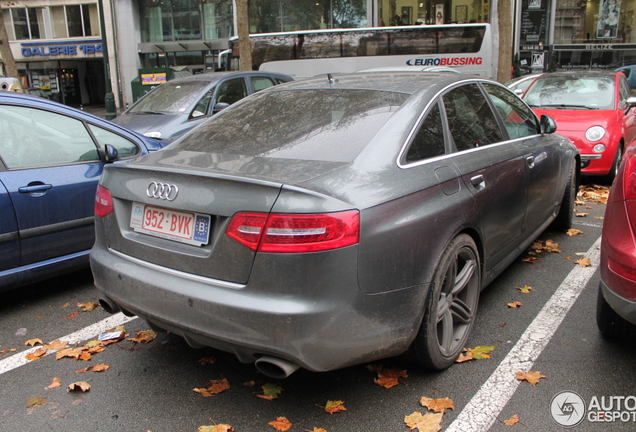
[497,0,512,84]
[0,8,19,78]
[236,0,252,71]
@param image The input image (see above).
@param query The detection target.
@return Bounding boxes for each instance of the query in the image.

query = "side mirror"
[98,144,119,164]
[513,88,524,95]
[627,96,636,109]
[539,115,557,134]
[213,102,230,114]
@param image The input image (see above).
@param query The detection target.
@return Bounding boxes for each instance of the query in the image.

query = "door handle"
[526,156,535,168]
[470,174,485,187]
[19,183,53,194]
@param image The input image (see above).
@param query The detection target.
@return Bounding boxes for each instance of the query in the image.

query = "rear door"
[441,82,528,271]
[619,74,636,146]
[0,173,19,278]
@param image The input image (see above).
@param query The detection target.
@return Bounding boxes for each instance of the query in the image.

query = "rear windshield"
[176,89,408,162]
[129,80,211,115]
[523,75,615,110]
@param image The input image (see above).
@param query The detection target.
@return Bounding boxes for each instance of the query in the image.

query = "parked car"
[616,64,636,90]
[505,73,542,95]
[523,70,636,183]
[0,91,167,291]
[112,71,294,143]
[597,141,636,339]
[24,87,53,99]
[91,72,578,378]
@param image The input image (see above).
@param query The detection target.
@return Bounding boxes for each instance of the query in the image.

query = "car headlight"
[143,131,162,139]
[585,126,605,142]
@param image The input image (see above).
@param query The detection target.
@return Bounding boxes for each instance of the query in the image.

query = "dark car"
[91,72,578,378]
[523,70,636,183]
[597,140,636,338]
[0,91,167,291]
[112,71,293,143]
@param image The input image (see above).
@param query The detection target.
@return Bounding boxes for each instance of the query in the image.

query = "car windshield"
[523,75,615,110]
[128,80,211,115]
[176,89,408,162]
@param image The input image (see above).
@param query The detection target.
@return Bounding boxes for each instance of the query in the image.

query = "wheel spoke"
[438,306,455,353]
[451,258,476,296]
[450,297,472,324]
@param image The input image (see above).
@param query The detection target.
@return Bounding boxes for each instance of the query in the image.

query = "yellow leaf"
[47,377,62,389]
[197,425,234,432]
[566,228,583,236]
[24,338,43,347]
[268,417,292,431]
[324,400,347,414]
[309,428,328,432]
[44,340,68,351]
[92,364,110,372]
[67,381,91,392]
[503,414,520,426]
[404,411,443,432]
[517,285,532,293]
[575,257,591,267]
[258,383,283,400]
[55,347,85,360]
[471,345,497,359]
[26,396,47,408]
[76,302,99,311]
[516,370,546,386]
[420,396,454,413]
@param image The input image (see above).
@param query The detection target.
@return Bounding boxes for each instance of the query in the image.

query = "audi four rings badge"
[147,182,179,201]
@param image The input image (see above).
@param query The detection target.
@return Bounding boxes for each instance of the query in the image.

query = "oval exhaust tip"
[254,356,300,379]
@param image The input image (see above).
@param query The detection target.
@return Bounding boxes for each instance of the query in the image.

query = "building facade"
[1,0,634,110]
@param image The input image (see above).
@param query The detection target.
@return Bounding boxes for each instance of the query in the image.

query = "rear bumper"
[90,245,427,372]
[599,279,636,326]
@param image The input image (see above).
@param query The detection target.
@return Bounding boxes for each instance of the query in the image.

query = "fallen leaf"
[507,301,523,308]
[594,216,604,220]
[193,388,213,397]
[44,340,68,351]
[25,347,48,361]
[566,228,583,236]
[92,363,110,372]
[404,411,443,432]
[521,257,538,264]
[55,347,85,360]
[77,302,99,311]
[268,417,292,431]
[61,303,70,308]
[0,348,17,353]
[26,396,47,408]
[503,414,520,425]
[126,330,157,344]
[367,364,408,388]
[575,213,589,217]
[543,240,561,253]
[62,311,79,320]
[516,370,546,386]
[574,199,585,205]
[308,428,328,432]
[47,377,62,389]
[257,383,284,400]
[24,338,43,347]
[517,285,532,293]
[324,400,347,414]
[205,378,231,394]
[471,345,497,359]
[420,396,454,413]
[197,425,234,432]
[67,381,91,392]
[198,356,216,365]
[575,257,591,267]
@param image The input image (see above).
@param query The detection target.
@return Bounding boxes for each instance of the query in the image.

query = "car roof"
[269,71,472,95]
[162,70,293,86]
[535,70,618,79]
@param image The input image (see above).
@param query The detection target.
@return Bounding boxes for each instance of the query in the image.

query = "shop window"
[10,8,29,39]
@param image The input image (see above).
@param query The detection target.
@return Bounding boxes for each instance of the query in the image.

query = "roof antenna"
[327,73,337,84]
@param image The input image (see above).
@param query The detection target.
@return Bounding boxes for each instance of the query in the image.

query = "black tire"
[596,285,636,340]
[552,159,577,231]
[602,144,623,185]
[408,234,481,370]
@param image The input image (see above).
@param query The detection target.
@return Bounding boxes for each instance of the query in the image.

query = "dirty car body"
[91,72,579,377]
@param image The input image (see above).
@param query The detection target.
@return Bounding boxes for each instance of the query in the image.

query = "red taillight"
[226,210,360,253]
[95,185,113,218]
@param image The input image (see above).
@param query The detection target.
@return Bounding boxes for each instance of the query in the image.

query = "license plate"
[130,202,210,246]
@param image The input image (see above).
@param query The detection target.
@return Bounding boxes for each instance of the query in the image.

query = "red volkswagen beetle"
[523,70,636,183]
[598,140,636,338]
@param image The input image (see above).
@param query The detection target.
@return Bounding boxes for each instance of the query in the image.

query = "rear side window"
[179,89,408,162]
[251,76,276,92]
[442,83,504,151]
[215,78,248,105]
[87,124,140,159]
[405,102,446,163]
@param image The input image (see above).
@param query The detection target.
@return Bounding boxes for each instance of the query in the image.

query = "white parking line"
[0,313,137,376]
[445,237,601,432]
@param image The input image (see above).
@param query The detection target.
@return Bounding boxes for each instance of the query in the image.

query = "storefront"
[518,0,636,73]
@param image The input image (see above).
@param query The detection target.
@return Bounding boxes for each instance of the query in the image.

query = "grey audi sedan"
[91,72,579,378]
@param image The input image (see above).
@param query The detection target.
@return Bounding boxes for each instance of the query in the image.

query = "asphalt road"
[2,183,633,432]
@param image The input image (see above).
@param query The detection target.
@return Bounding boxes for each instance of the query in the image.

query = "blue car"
[617,64,636,90]
[0,91,166,291]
